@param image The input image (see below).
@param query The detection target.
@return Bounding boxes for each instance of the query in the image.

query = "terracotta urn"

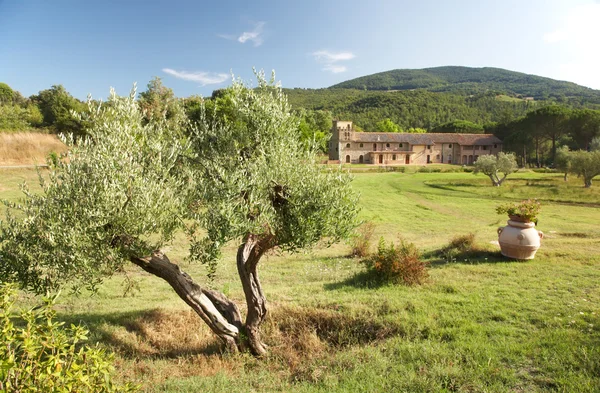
[497,220,543,260]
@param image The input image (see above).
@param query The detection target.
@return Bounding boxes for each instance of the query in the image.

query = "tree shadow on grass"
[423,248,528,267]
[58,308,223,359]
[323,269,392,291]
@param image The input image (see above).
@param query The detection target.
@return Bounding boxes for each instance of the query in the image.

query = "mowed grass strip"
[1,169,599,392]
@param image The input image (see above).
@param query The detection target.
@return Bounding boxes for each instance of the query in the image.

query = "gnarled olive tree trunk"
[236,234,274,357]
[129,235,274,356]
[129,253,243,352]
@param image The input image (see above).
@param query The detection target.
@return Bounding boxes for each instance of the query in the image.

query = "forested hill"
[330,66,600,104]
[283,88,536,131]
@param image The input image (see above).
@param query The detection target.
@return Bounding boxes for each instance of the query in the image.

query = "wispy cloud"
[312,50,355,73]
[543,3,600,89]
[324,64,347,74]
[162,68,229,86]
[219,21,265,47]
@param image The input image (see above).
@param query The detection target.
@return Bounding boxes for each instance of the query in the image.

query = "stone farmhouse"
[329,120,503,165]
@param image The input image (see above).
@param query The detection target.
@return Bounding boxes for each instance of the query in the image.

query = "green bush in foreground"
[363,238,428,285]
[0,284,139,393]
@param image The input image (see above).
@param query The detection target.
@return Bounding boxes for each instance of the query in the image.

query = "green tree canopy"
[569,109,600,151]
[0,82,14,104]
[473,152,518,186]
[375,118,402,133]
[569,150,600,188]
[0,73,358,357]
[138,77,185,126]
[431,120,484,134]
[30,85,86,134]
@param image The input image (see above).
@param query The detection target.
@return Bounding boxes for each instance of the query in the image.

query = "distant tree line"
[3,78,599,165]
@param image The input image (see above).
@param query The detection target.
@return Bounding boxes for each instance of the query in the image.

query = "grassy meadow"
[1,167,599,392]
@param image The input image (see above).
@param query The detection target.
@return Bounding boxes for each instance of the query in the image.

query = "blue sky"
[1,0,599,99]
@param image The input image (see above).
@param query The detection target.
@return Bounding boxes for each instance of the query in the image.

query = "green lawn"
[1,168,599,392]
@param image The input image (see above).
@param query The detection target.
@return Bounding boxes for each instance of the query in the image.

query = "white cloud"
[324,64,347,74]
[312,50,355,73]
[219,22,265,47]
[162,68,229,86]
[543,3,600,89]
[312,50,356,62]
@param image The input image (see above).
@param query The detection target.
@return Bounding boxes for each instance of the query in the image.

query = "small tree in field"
[555,145,572,181]
[0,73,359,356]
[569,150,600,188]
[473,152,517,186]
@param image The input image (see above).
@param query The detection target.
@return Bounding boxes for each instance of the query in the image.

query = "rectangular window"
[399,143,403,148]
[474,146,480,150]
[449,144,452,148]
[427,145,431,149]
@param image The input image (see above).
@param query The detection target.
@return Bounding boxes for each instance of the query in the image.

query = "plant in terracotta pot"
[496,199,543,260]
[495,199,541,224]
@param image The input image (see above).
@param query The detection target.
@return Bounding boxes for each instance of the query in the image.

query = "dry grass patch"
[99,306,405,389]
[0,132,67,165]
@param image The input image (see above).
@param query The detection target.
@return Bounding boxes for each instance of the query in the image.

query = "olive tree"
[555,145,572,181]
[569,150,600,188]
[0,73,359,356]
[473,152,518,186]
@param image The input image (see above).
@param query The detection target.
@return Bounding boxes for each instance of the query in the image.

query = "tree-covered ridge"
[330,66,600,104]
[284,88,534,131]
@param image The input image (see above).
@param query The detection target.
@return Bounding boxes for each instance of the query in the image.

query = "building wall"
[331,121,503,165]
[458,144,502,165]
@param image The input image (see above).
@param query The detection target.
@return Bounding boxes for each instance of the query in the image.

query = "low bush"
[362,238,428,285]
[440,233,493,263]
[447,233,476,253]
[349,221,375,257]
[462,166,474,173]
[0,283,139,392]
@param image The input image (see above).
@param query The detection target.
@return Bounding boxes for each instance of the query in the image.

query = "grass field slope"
[1,167,599,392]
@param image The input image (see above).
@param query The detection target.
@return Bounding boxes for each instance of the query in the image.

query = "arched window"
[345,155,351,163]
[392,154,396,160]
[359,155,364,164]
[386,143,390,148]
[346,143,351,148]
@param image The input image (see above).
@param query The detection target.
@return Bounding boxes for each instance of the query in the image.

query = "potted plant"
[496,199,543,259]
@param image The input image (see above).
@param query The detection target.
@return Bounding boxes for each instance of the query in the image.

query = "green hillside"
[284,66,600,132]
[330,66,600,104]
[284,88,535,131]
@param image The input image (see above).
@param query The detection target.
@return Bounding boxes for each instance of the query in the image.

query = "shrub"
[496,199,541,223]
[0,284,139,392]
[447,233,476,253]
[349,222,375,257]
[363,238,428,285]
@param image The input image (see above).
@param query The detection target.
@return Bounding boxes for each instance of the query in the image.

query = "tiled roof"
[351,132,502,145]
